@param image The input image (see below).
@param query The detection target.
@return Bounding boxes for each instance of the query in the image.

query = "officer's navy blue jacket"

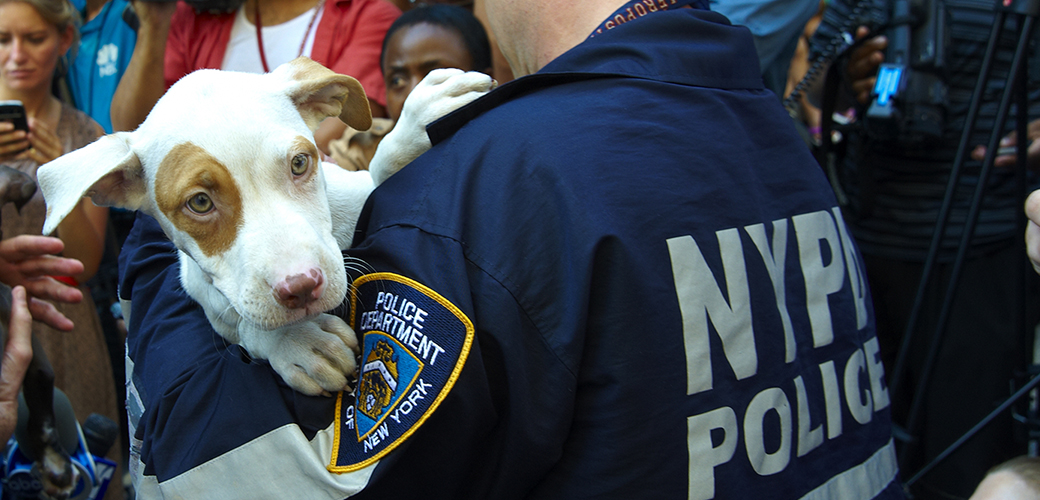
[119,2,904,498]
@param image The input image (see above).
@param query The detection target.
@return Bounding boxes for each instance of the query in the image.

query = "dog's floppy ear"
[39,132,146,235]
[278,56,373,132]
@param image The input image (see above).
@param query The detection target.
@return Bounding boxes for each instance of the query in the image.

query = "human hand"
[1026,189,1040,274]
[14,117,64,165]
[846,26,887,104]
[971,119,1040,170]
[0,121,30,161]
[130,0,178,29]
[0,235,83,331]
[0,286,34,444]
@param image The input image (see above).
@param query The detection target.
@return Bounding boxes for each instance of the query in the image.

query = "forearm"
[110,4,175,132]
[120,215,349,494]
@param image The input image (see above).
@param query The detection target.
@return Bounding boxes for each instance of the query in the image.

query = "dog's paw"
[265,314,359,396]
[369,69,496,185]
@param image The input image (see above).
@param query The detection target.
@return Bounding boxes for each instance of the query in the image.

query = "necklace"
[254,0,325,73]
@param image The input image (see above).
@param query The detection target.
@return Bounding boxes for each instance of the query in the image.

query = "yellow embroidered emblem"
[328,273,473,473]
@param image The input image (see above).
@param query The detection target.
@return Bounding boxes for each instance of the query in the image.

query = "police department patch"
[328,273,474,472]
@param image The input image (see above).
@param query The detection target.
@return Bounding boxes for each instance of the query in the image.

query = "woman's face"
[383,22,475,122]
[0,2,72,93]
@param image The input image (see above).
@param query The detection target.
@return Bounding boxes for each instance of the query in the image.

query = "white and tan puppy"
[37,57,493,396]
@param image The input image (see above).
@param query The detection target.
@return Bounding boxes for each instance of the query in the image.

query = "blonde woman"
[0,1,122,497]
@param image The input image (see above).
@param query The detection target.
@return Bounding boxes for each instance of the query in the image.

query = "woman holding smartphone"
[0,1,122,496]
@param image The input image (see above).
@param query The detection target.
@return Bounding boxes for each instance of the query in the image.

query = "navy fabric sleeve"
[339,224,577,499]
[119,213,338,482]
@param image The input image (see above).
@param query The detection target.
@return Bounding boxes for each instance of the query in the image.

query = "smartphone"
[0,100,28,133]
[0,100,29,154]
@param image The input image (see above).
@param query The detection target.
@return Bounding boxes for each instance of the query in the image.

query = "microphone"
[12,388,80,463]
[2,389,117,500]
[81,414,119,459]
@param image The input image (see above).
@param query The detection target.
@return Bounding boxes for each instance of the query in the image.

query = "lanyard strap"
[589,0,708,38]
[254,0,324,73]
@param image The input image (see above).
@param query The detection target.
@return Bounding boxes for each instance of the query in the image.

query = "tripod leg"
[889,10,1006,423]
[906,370,1040,487]
[900,12,1038,481]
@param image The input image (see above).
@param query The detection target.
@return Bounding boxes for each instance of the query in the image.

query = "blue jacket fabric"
[119,4,903,498]
[68,0,136,134]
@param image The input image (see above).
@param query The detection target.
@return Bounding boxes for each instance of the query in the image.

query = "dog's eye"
[291,153,310,176]
[187,193,214,214]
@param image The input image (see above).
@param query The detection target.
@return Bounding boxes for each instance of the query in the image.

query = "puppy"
[37,57,493,396]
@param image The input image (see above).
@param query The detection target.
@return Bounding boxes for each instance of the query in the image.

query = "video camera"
[863,0,951,147]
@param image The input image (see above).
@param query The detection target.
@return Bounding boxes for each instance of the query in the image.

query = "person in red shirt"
[110,0,400,153]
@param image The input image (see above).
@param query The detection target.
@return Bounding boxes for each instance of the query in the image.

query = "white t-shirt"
[222,3,324,73]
